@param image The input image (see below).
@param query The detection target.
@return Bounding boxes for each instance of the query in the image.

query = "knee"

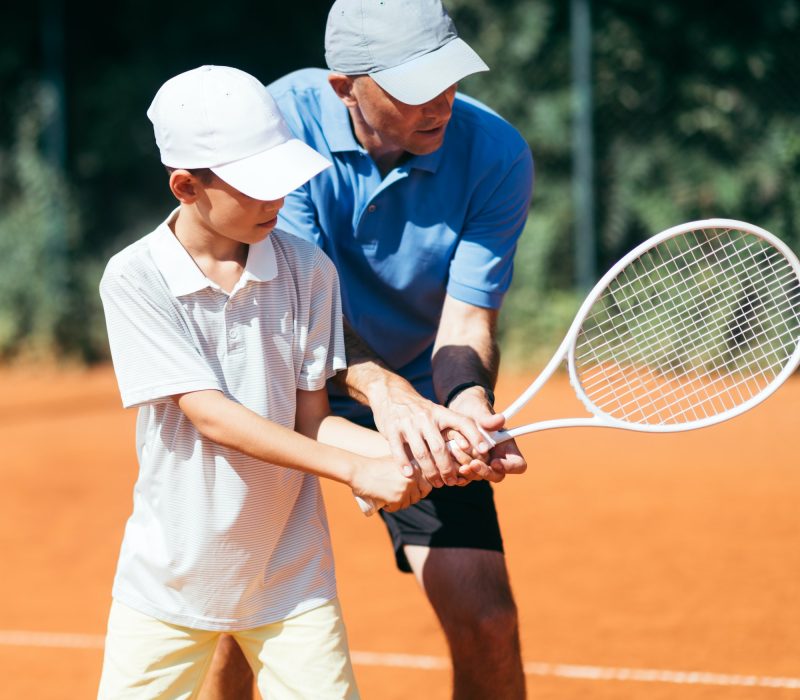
[446,596,520,650]
[475,599,520,647]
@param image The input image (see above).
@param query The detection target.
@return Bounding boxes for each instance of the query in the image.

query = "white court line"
[1,630,799,690]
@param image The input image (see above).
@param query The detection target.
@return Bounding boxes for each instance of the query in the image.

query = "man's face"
[350,76,457,156]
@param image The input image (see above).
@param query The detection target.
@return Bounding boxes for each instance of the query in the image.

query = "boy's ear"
[169,169,202,204]
[328,73,358,107]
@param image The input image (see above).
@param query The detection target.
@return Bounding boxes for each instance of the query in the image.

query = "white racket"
[356,219,800,516]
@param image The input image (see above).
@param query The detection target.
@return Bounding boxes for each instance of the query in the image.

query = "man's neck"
[348,108,406,178]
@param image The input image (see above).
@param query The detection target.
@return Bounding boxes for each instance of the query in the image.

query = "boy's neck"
[171,206,249,294]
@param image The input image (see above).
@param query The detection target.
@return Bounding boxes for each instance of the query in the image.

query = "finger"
[414,467,433,498]
[482,462,506,483]
[426,430,455,474]
[453,464,482,483]
[490,440,527,475]
[492,454,527,475]
[448,441,474,467]
[404,426,439,484]
[436,407,493,454]
[420,425,460,486]
[387,431,410,464]
[478,411,506,432]
[443,428,471,452]
[458,459,494,482]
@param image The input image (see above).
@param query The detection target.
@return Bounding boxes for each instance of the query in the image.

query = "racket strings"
[582,242,791,389]
[582,245,797,411]
[590,240,796,423]
[589,235,794,361]
[574,227,800,425]
[593,238,799,422]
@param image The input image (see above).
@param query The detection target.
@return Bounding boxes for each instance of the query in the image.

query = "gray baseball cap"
[325,0,489,106]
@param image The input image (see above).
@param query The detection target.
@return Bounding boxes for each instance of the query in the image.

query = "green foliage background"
[1,0,799,366]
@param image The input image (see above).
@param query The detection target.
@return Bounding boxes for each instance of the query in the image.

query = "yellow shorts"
[97,598,359,700]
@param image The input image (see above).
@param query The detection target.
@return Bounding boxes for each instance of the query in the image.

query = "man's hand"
[446,386,527,483]
[369,376,493,489]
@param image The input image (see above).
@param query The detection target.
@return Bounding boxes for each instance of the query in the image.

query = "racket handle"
[446,425,500,453]
[355,494,379,517]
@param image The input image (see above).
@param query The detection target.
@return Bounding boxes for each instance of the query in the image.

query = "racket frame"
[498,218,800,440]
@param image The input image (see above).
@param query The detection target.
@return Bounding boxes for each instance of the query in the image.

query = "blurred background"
[1,0,799,366]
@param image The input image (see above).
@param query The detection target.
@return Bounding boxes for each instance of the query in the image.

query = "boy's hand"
[350,457,432,512]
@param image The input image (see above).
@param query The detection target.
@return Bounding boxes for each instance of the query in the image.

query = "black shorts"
[379,479,505,573]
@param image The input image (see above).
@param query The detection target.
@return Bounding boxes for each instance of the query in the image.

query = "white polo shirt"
[99,210,346,631]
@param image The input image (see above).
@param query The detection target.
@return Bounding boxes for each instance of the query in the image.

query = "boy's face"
[349,76,457,156]
[180,172,285,244]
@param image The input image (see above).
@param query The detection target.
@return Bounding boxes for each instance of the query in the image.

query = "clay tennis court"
[2,364,799,699]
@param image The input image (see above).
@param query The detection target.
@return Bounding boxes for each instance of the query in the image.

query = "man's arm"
[432,295,527,479]
[175,388,426,512]
[330,319,492,488]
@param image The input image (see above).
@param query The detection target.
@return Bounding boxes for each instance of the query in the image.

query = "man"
[201,1,534,697]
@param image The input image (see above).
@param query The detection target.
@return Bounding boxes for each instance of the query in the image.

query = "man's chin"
[407,137,446,157]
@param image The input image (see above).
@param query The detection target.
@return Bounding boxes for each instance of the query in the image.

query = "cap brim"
[370,38,489,106]
[211,139,331,201]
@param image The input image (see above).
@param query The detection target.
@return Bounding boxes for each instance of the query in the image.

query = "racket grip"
[355,494,379,517]
[445,425,499,453]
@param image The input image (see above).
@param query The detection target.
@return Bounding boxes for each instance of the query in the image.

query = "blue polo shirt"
[268,69,534,421]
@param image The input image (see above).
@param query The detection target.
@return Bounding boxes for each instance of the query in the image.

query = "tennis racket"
[356,219,800,516]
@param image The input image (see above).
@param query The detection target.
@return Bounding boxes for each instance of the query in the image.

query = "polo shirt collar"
[149,209,278,298]
[407,147,443,174]
[321,83,361,154]
[241,232,278,284]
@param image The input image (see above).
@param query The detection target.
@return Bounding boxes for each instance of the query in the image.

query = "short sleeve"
[100,263,221,408]
[297,248,346,391]
[447,146,534,309]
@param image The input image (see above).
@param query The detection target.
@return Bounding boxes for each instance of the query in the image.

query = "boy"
[96,65,429,699]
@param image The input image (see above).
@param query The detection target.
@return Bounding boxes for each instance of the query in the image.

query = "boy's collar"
[149,208,278,297]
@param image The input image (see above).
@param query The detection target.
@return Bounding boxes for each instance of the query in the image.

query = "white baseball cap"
[147,65,331,201]
[325,0,489,106]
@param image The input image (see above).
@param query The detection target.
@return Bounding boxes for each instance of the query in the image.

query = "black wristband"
[443,381,495,408]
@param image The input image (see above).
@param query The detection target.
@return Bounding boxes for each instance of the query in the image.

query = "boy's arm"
[294,384,391,457]
[175,388,426,511]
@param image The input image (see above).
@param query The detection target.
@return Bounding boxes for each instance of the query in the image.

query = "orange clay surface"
[1,364,800,699]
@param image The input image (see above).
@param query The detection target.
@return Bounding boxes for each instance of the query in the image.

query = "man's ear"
[169,169,201,204]
[328,73,358,107]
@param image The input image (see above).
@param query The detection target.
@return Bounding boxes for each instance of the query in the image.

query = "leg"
[404,546,525,700]
[234,599,360,700]
[197,634,255,700]
[97,600,219,700]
